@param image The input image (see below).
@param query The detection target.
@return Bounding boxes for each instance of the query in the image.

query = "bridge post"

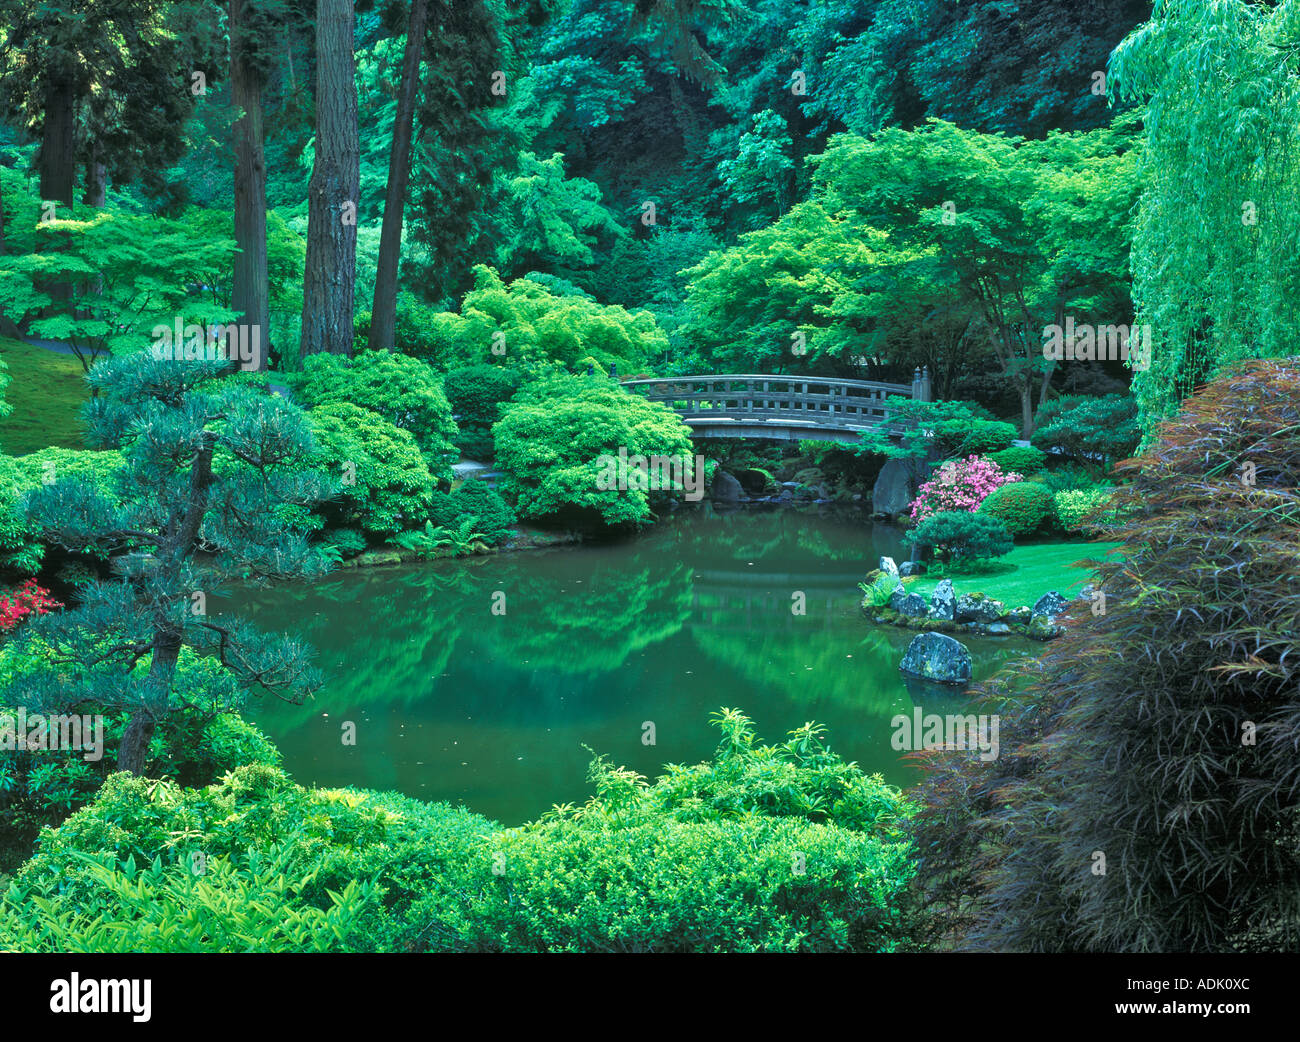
[911,367,932,402]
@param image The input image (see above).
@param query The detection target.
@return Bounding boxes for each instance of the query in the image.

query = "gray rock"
[888,588,929,617]
[983,622,1012,635]
[871,458,915,518]
[878,556,902,584]
[1077,584,1094,601]
[899,632,973,685]
[1027,614,1063,639]
[955,592,1005,624]
[711,470,745,504]
[898,561,926,577]
[1006,606,1033,625]
[929,579,956,620]
[1032,591,1069,618]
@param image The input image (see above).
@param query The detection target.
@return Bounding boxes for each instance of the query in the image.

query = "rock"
[928,579,956,620]
[711,470,745,504]
[1006,606,1033,625]
[899,632,973,685]
[1077,584,1094,601]
[878,556,902,584]
[1027,614,1062,639]
[888,588,929,617]
[898,561,926,577]
[1032,591,1069,618]
[955,592,1005,624]
[871,458,915,518]
[983,622,1012,635]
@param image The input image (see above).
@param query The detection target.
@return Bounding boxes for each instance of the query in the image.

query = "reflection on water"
[214,506,1033,824]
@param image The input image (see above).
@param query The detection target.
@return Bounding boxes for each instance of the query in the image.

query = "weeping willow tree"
[1110,0,1300,442]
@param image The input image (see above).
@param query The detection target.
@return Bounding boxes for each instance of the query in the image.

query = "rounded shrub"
[427,479,517,546]
[956,419,1018,456]
[987,445,1047,475]
[907,510,1014,564]
[977,481,1054,536]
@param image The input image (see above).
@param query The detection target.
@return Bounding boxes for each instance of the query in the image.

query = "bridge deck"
[622,371,931,440]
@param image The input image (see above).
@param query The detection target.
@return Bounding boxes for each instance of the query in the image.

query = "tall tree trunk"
[231,0,270,371]
[369,0,429,353]
[39,78,77,211]
[38,77,77,309]
[83,154,106,207]
[300,0,359,358]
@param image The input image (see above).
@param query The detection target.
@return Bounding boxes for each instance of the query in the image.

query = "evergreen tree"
[14,352,335,775]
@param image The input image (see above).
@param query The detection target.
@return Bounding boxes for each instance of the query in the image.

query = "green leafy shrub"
[977,481,1054,536]
[4,713,917,953]
[427,479,516,546]
[987,445,1047,474]
[402,709,916,952]
[958,420,1018,456]
[909,357,1300,952]
[308,402,434,537]
[907,511,1014,564]
[291,351,458,475]
[1030,394,1140,470]
[1053,488,1116,533]
[494,373,695,527]
[1,848,375,953]
[321,527,368,558]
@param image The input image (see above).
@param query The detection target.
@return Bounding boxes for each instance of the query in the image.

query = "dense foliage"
[494,373,694,527]
[907,511,1015,565]
[909,358,1300,952]
[291,352,459,473]
[977,482,1055,537]
[3,712,917,953]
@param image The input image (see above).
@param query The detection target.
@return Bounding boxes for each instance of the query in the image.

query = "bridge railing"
[621,371,929,429]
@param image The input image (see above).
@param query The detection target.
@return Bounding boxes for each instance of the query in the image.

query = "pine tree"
[14,352,336,775]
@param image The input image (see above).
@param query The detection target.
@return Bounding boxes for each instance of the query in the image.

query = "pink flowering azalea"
[908,455,1023,523]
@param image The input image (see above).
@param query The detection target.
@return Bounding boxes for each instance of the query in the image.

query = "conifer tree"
[14,352,335,775]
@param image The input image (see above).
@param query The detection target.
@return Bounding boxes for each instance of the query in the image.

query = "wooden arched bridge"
[620,369,932,443]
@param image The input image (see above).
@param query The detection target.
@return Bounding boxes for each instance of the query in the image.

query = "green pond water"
[214,507,1035,825]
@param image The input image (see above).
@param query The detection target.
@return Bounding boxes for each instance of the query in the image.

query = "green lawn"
[903,539,1125,609]
[0,336,89,455]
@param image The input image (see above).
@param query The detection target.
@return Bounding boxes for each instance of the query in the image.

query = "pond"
[213,507,1036,825]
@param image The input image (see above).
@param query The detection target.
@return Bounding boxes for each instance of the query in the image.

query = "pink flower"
[908,456,1022,523]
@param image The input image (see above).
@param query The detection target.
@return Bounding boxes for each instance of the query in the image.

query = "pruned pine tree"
[14,352,337,776]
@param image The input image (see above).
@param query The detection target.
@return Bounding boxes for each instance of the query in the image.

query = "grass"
[0,336,89,455]
[904,539,1124,609]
